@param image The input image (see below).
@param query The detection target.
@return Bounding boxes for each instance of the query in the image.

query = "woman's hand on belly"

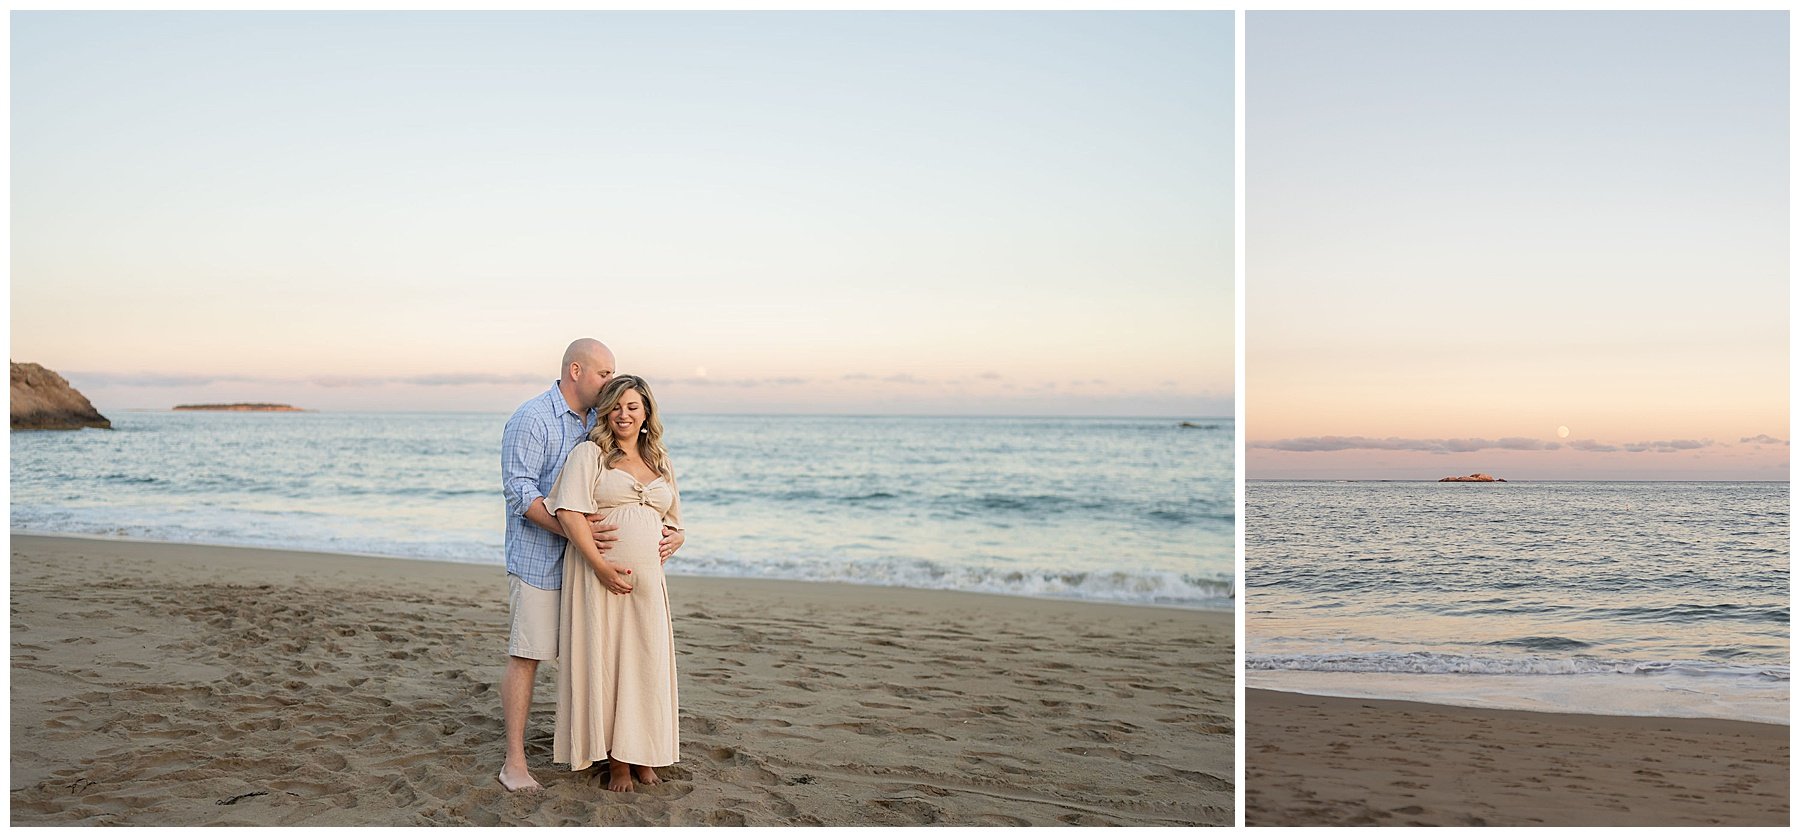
[583,554,635,594]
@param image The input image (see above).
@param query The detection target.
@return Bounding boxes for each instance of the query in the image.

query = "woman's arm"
[558,508,634,594]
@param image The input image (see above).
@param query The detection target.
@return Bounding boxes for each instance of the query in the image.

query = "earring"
[640,427,648,434]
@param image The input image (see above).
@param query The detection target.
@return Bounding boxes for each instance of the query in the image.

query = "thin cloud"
[669,376,811,388]
[838,372,925,384]
[309,376,378,388]
[311,374,543,388]
[1740,434,1787,446]
[1254,436,1561,453]
[397,373,541,387]
[75,371,546,388]
[67,372,259,388]
[1258,435,1714,455]
[1619,439,1712,453]
[1254,436,1426,452]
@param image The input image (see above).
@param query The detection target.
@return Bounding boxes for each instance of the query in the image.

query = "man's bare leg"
[499,655,544,791]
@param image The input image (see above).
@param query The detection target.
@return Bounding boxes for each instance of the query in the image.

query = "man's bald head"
[562,338,614,375]
[559,339,617,412]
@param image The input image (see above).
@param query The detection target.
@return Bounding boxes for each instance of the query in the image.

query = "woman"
[544,374,683,792]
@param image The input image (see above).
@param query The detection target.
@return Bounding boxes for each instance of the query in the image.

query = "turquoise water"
[11,412,1234,609]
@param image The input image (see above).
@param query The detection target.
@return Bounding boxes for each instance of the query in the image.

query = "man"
[497,338,686,791]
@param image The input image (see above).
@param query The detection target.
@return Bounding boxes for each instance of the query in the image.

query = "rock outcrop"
[11,362,111,430]
[1439,473,1506,482]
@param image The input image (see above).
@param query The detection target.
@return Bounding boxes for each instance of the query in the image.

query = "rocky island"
[1439,473,1506,482]
[173,403,306,412]
[11,361,111,430]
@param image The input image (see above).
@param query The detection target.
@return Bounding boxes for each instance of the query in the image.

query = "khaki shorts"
[507,574,560,660]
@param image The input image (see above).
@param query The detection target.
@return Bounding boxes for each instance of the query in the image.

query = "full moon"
[1557,426,1570,438]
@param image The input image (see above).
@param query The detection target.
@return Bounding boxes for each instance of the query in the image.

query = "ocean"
[1246,480,1789,724]
[10,411,1234,610]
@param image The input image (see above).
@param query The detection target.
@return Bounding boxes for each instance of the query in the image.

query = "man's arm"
[503,416,619,547]
[502,414,553,527]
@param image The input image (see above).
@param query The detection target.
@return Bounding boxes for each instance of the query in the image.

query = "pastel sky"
[12,11,1233,416]
[1248,12,1788,480]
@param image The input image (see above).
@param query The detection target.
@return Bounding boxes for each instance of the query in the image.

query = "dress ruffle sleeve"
[660,466,684,532]
[546,441,601,516]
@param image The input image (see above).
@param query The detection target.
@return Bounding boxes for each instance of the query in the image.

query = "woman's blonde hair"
[587,375,671,478]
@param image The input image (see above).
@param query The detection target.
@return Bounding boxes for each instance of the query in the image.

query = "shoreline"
[1245,671,1788,727]
[1247,687,1789,826]
[11,533,1233,826]
[1248,686,1788,735]
[10,529,1235,615]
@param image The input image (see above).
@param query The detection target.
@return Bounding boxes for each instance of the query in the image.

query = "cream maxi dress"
[546,440,684,771]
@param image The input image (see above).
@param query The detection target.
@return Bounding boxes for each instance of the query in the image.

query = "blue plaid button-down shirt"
[502,384,598,590]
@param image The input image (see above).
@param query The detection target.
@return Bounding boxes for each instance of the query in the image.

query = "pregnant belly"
[599,505,666,572]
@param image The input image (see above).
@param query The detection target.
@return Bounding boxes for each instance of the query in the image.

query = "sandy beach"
[10,533,1232,826]
[1246,687,1788,826]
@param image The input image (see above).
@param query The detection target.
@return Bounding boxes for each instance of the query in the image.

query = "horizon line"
[104,409,1239,421]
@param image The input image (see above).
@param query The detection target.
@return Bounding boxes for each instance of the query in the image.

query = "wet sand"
[1246,687,1788,826]
[10,533,1233,825]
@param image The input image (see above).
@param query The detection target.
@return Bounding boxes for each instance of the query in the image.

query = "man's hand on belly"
[589,514,620,552]
[659,527,684,562]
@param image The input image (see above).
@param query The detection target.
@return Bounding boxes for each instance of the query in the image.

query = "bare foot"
[607,761,636,793]
[633,764,662,786]
[498,764,542,792]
